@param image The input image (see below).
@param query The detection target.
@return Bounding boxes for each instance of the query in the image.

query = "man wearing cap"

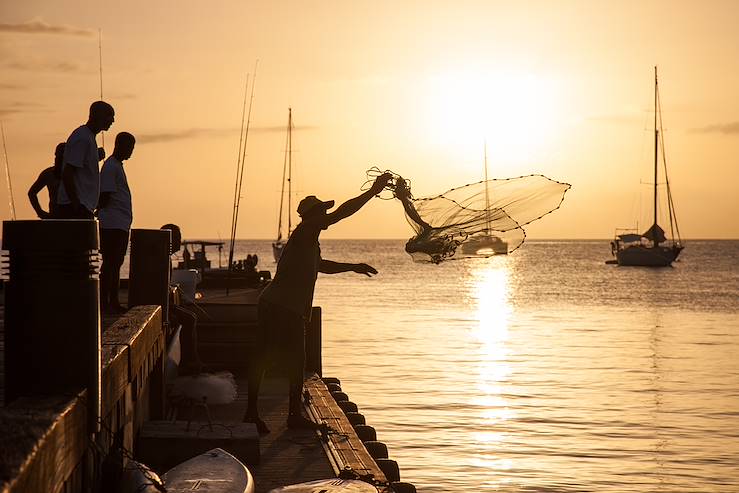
[244,172,392,433]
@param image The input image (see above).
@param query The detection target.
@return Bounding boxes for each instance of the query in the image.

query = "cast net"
[365,167,571,263]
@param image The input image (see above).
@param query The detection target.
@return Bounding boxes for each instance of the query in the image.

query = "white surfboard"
[162,448,255,493]
[268,478,379,493]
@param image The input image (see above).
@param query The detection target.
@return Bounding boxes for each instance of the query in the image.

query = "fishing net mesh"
[365,167,571,263]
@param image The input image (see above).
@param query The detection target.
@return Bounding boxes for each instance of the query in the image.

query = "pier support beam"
[306,306,322,376]
[128,228,171,324]
[2,219,101,429]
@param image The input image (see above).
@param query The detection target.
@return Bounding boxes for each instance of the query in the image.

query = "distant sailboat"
[272,108,294,262]
[610,67,683,267]
[461,143,509,256]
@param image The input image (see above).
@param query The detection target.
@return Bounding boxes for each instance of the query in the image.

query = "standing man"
[244,172,392,434]
[56,101,115,219]
[98,132,135,313]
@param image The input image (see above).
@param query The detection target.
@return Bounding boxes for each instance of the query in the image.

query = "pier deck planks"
[205,375,335,493]
[304,375,388,485]
[1,300,391,493]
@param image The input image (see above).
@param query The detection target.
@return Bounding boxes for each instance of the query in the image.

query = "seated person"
[161,223,204,375]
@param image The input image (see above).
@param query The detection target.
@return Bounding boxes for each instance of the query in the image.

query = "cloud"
[0,108,21,118]
[693,122,739,135]
[251,124,318,134]
[136,128,234,144]
[0,83,23,90]
[108,92,138,101]
[0,101,43,118]
[586,113,642,125]
[0,19,94,37]
[137,125,317,144]
[4,59,89,74]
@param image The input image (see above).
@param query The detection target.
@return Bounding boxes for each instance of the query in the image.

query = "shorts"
[257,298,305,366]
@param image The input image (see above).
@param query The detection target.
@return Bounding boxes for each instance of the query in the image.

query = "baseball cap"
[297,195,335,217]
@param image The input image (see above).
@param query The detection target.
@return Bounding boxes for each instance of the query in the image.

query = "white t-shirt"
[57,125,100,212]
[98,156,132,231]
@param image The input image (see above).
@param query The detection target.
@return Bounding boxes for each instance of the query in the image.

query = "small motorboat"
[162,448,255,493]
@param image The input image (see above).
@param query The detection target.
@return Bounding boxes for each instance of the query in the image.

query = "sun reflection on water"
[469,261,514,470]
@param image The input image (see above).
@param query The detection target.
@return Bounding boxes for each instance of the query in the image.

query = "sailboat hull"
[460,234,509,255]
[616,244,682,267]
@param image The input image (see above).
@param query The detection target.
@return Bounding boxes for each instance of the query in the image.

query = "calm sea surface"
[229,240,737,491]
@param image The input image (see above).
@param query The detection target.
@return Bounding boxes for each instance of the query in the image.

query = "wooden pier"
[0,305,164,493]
[0,224,411,493]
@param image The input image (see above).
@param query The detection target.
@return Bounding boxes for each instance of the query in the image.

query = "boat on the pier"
[162,448,255,493]
[609,67,683,267]
[177,239,270,289]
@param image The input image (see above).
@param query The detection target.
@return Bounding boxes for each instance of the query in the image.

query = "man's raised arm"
[320,173,392,227]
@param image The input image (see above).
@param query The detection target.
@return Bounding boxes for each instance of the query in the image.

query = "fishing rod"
[1,121,16,220]
[98,28,105,150]
[227,73,250,281]
[226,59,259,294]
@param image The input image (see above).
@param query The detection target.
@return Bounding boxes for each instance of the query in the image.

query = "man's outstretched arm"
[318,173,392,228]
[395,177,432,231]
[319,259,378,277]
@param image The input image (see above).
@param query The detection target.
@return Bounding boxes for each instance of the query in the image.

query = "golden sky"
[1,0,738,239]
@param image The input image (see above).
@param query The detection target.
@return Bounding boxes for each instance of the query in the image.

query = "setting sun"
[423,69,566,165]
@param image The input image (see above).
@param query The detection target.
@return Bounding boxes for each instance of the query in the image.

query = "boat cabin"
[177,240,224,271]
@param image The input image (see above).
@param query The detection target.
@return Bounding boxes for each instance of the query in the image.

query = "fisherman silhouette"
[98,132,136,314]
[243,173,392,434]
[27,142,65,219]
[56,101,115,219]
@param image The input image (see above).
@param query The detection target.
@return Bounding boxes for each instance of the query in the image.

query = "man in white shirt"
[98,132,135,313]
[56,101,115,219]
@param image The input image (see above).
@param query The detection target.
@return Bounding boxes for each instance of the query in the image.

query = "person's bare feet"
[243,414,270,434]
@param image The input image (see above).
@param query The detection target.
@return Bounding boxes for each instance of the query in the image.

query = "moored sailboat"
[460,142,509,255]
[610,67,683,267]
[272,108,294,262]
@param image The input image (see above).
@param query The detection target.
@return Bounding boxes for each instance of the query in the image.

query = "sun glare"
[470,262,513,407]
[424,69,564,165]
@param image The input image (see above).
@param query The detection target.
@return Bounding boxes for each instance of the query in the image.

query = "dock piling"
[2,219,101,429]
[128,228,171,323]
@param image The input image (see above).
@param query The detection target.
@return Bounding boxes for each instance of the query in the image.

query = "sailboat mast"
[275,109,289,241]
[483,141,491,233]
[287,108,293,235]
[653,66,658,232]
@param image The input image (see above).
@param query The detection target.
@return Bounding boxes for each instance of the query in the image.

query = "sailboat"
[460,143,509,255]
[272,108,294,262]
[610,67,683,267]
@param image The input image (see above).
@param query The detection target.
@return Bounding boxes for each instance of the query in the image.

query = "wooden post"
[128,228,171,323]
[306,306,322,376]
[2,219,101,430]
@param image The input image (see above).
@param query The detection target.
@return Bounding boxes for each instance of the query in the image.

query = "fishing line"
[1,121,16,220]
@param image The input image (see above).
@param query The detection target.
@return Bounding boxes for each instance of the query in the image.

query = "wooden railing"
[0,305,163,493]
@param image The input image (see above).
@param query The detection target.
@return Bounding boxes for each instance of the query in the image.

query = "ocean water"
[228,239,738,492]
